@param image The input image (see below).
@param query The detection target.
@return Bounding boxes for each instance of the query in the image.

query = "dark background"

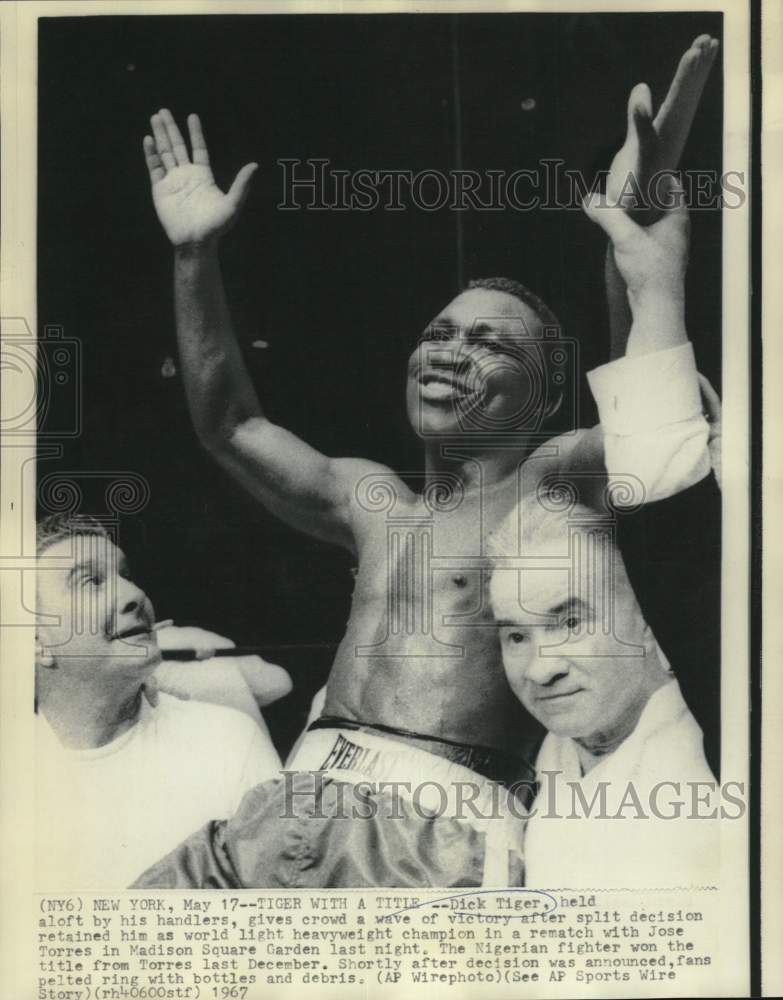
[37,11,723,755]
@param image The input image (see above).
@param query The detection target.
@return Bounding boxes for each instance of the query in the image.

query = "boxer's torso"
[324,432,598,754]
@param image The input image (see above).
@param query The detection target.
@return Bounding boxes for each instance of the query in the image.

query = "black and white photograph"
[0,1,765,997]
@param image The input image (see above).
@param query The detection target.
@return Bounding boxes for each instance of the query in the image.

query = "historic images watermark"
[279,769,746,822]
[2,320,82,440]
[1,317,151,644]
[277,159,746,213]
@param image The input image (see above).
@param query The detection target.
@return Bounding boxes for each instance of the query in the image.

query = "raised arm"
[584,174,689,357]
[575,178,711,501]
[559,40,719,499]
[605,35,719,359]
[143,110,373,553]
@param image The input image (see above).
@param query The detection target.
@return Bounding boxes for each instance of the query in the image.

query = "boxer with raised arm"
[136,37,719,887]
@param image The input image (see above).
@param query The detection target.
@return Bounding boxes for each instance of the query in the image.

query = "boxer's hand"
[583,175,689,309]
[154,625,235,702]
[143,110,257,248]
[236,656,293,708]
[142,676,189,706]
[606,37,719,222]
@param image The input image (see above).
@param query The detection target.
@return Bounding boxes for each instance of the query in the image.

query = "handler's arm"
[570,179,710,503]
[567,37,719,495]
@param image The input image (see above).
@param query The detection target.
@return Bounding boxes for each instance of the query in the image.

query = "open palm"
[143,110,257,247]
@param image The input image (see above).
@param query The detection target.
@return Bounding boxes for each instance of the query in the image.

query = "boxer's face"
[406,289,545,438]
[491,550,657,746]
[36,534,160,691]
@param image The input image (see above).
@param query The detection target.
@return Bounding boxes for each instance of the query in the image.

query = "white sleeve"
[587,342,711,504]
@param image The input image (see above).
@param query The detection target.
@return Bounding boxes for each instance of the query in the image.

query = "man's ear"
[542,391,564,424]
[35,640,55,670]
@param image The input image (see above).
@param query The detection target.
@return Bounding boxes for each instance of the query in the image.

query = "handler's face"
[491,543,657,745]
[406,289,545,439]
[36,535,160,691]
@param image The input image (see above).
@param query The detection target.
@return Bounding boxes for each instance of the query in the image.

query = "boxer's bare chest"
[353,446,578,608]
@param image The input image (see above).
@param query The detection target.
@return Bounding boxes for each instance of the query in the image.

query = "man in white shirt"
[489,478,721,889]
[34,513,284,889]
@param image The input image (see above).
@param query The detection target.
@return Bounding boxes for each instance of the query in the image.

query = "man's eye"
[422,326,451,343]
[475,337,506,354]
[507,631,528,645]
[563,616,581,631]
[80,575,101,587]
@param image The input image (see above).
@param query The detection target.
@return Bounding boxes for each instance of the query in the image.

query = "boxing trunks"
[134,721,536,889]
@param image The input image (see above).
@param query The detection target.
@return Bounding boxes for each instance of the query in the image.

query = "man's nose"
[428,341,460,362]
[117,578,148,616]
[522,643,570,686]
[426,336,472,373]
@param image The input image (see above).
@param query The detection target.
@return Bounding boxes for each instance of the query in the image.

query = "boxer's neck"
[422,442,535,492]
